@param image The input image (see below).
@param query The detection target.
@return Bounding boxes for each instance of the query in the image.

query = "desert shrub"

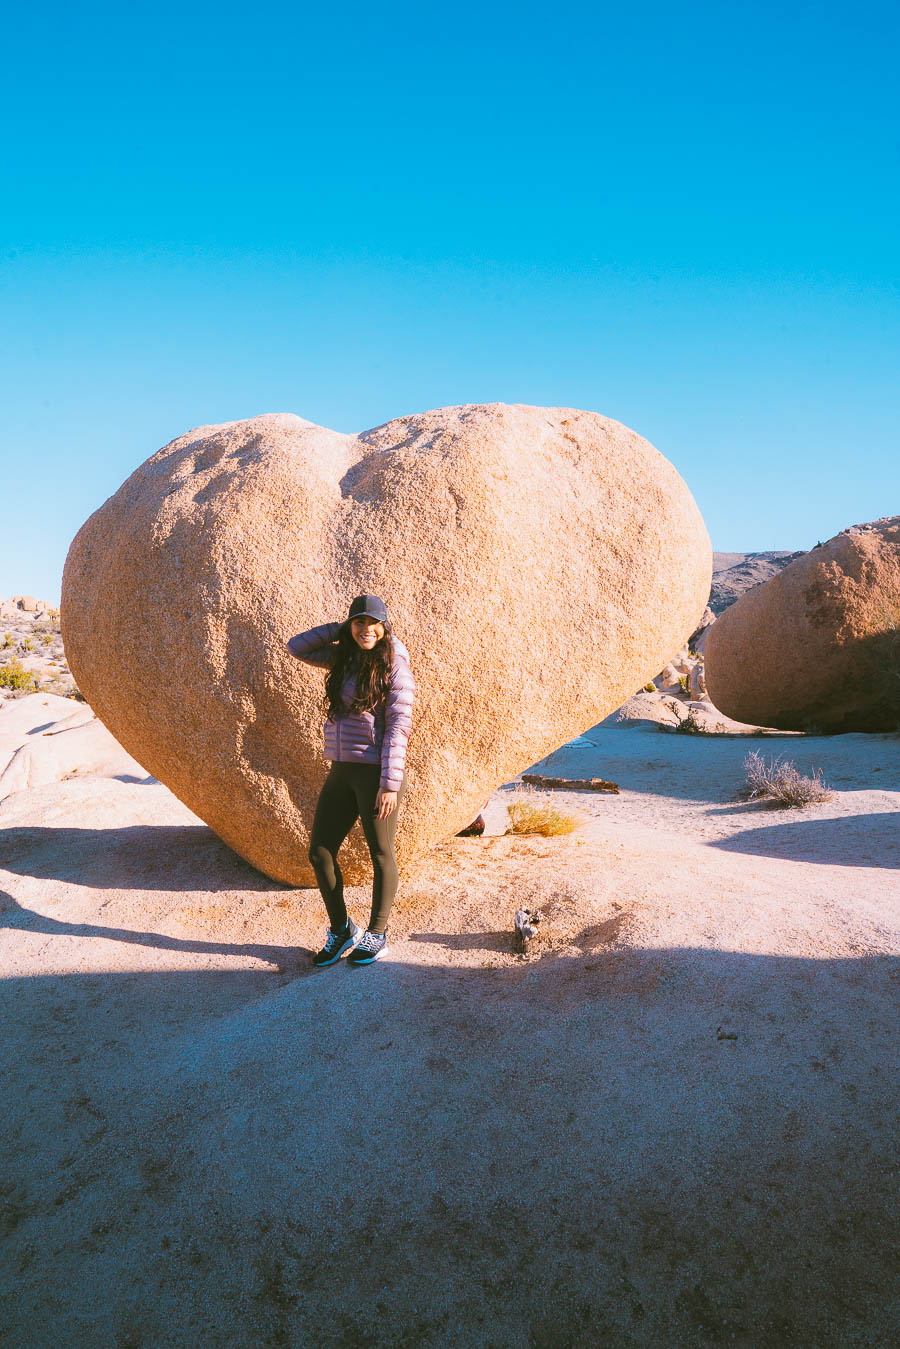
[642,682,656,693]
[2,634,13,648]
[677,674,688,692]
[0,658,38,692]
[22,638,34,651]
[672,709,724,735]
[507,792,580,836]
[740,751,833,807]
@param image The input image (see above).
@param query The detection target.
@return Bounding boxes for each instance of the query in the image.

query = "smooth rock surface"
[61,404,711,885]
[705,516,900,733]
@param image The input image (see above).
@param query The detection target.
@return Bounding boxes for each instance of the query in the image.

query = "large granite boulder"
[61,404,711,885]
[705,517,900,733]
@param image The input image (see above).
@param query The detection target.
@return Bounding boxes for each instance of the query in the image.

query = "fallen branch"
[520,774,619,794]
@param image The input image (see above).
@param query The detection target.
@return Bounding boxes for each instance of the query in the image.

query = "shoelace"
[324,927,349,952]
[356,931,383,953]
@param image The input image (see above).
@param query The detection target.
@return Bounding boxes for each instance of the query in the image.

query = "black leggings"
[308,761,407,935]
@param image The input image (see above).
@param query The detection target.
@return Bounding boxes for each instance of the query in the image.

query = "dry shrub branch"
[740,750,833,807]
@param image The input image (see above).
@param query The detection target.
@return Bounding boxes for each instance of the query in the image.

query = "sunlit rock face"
[705,517,900,734]
[62,404,710,884]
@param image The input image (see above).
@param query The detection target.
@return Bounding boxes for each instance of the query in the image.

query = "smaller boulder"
[705,516,900,733]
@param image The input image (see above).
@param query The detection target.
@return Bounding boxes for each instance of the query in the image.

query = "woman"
[286,594,415,966]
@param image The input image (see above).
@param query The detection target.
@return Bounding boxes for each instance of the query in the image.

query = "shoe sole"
[348,946,387,966]
[313,932,361,967]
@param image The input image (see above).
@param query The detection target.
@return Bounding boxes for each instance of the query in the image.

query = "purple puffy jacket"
[286,622,415,792]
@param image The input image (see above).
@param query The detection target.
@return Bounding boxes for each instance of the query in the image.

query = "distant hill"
[709,550,805,615]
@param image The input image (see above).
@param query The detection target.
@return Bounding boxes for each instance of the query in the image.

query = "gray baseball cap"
[348,594,388,624]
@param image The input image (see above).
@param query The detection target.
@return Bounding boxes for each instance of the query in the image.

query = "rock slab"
[61,404,711,885]
[705,517,900,732]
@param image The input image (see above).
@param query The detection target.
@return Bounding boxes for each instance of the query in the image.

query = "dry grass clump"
[740,750,833,807]
[507,789,581,836]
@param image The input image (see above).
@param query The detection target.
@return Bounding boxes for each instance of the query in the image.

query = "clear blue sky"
[2,1,898,603]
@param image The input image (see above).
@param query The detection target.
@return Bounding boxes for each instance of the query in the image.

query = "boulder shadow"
[0,823,288,892]
[0,889,310,970]
[709,810,900,867]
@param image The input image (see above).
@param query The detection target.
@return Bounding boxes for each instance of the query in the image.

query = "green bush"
[0,658,38,692]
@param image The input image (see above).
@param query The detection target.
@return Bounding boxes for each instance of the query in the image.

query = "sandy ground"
[1,698,898,1347]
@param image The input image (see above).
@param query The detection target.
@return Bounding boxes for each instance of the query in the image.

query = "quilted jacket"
[286,622,415,792]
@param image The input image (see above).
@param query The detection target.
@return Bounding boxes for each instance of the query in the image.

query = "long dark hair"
[323,622,395,721]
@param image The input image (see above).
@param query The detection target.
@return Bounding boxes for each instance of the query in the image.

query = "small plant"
[672,709,724,735]
[642,682,656,693]
[678,674,689,692]
[2,634,13,648]
[22,638,34,651]
[739,751,833,807]
[507,793,580,836]
[0,658,38,692]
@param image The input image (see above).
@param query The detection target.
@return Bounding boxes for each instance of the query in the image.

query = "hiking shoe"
[312,918,362,967]
[347,930,387,965]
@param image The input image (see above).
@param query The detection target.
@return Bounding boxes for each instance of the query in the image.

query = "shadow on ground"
[0,890,312,970]
[1,804,898,1347]
[528,727,900,805]
[0,823,287,892]
[1,942,896,1345]
[709,810,900,868]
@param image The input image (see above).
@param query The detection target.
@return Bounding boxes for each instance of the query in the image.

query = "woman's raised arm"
[285,621,344,668]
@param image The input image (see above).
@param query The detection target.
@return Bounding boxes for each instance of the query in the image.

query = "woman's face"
[350,616,385,650]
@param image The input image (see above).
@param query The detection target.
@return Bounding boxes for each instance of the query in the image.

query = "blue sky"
[2,0,898,603]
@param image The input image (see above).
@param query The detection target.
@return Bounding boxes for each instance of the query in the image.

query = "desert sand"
[1,689,897,1347]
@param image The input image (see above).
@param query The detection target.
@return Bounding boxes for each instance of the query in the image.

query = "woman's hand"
[375,789,398,820]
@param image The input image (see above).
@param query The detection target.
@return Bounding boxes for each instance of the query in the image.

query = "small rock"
[514,907,542,954]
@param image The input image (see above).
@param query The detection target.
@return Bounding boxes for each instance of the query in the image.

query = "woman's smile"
[351,618,385,647]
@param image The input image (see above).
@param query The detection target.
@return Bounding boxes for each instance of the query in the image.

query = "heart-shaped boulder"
[61,404,710,885]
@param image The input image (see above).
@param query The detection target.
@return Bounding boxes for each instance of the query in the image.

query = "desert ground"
[1,668,898,1346]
